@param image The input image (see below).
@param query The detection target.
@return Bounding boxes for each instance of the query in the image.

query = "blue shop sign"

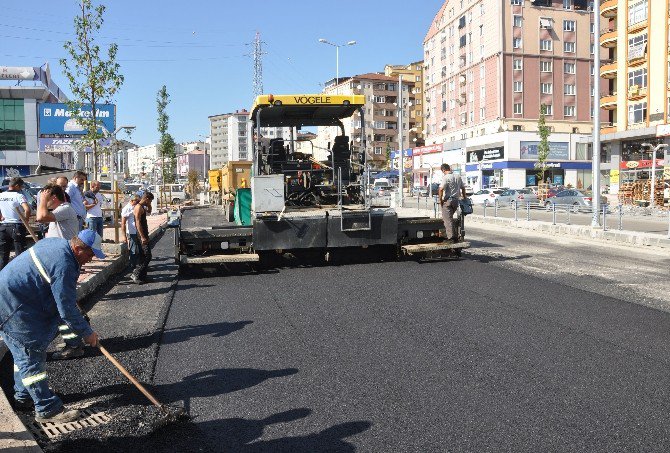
[520,141,569,160]
[39,103,116,135]
[0,165,30,179]
[466,161,592,172]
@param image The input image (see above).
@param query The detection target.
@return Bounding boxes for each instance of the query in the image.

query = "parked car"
[545,189,595,212]
[411,186,429,196]
[372,178,394,197]
[496,188,539,206]
[470,188,505,205]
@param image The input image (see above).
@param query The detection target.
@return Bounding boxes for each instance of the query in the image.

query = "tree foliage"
[60,0,124,179]
[156,85,176,183]
[535,104,551,184]
[187,169,200,197]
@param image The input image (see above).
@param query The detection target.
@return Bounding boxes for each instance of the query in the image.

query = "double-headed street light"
[110,125,135,187]
[318,38,356,85]
[641,143,668,207]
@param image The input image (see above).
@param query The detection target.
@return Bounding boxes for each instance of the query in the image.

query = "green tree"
[187,169,200,198]
[156,85,176,183]
[60,0,124,180]
[535,104,551,184]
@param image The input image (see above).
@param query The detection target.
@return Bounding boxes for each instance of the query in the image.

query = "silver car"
[496,188,539,207]
[545,189,593,212]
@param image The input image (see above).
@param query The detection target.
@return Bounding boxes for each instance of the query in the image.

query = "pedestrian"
[0,177,31,270]
[37,183,79,240]
[84,180,105,238]
[130,191,154,285]
[66,171,87,231]
[56,176,71,203]
[438,163,467,243]
[0,230,102,423]
[120,194,140,270]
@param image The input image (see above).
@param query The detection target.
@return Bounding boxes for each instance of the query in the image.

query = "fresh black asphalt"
[2,206,670,452]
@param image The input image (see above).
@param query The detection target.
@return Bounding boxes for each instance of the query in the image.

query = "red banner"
[619,159,665,170]
[413,144,443,156]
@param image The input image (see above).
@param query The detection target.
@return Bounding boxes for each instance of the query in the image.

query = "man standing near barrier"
[0,177,31,270]
[438,163,466,243]
[66,171,87,231]
[84,180,105,238]
[121,194,140,271]
[0,230,102,422]
[130,191,154,285]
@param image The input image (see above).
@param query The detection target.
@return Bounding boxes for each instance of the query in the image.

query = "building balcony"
[601,122,618,135]
[628,20,647,35]
[599,28,618,48]
[600,93,618,109]
[627,85,647,101]
[600,0,617,19]
[600,60,617,78]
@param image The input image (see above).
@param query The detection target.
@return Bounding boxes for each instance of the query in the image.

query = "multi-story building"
[209,110,287,168]
[127,143,184,178]
[385,62,426,147]
[598,0,670,194]
[423,0,595,190]
[316,73,415,169]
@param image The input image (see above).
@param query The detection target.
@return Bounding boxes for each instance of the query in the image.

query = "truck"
[173,94,469,266]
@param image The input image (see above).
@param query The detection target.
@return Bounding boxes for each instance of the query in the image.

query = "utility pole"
[252,31,263,98]
[591,2,601,227]
[398,74,403,208]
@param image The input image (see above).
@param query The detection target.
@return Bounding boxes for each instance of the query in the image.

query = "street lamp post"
[318,38,357,85]
[591,0,601,227]
[109,125,135,189]
[641,143,668,207]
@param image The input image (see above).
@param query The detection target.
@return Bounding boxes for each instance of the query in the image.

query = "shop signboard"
[412,144,443,156]
[520,141,569,160]
[619,159,665,170]
[610,169,620,185]
[0,166,30,179]
[663,166,670,180]
[39,103,116,135]
[526,175,537,186]
[39,137,110,153]
[467,146,504,163]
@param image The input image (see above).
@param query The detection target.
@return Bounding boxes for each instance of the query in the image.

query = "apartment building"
[598,0,670,193]
[209,110,287,169]
[317,73,415,169]
[384,62,426,147]
[423,0,595,190]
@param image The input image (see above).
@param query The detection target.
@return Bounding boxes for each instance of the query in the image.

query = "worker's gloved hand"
[84,331,99,347]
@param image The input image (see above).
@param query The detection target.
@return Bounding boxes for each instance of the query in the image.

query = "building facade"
[598,0,670,194]
[317,73,416,169]
[384,62,426,147]
[176,149,209,179]
[422,0,593,190]
[209,110,289,169]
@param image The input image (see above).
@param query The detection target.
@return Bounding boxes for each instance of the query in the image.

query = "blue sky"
[1,0,443,146]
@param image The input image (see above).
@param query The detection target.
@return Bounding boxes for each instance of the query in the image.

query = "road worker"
[0,229,102,423]
[0,177,31,270]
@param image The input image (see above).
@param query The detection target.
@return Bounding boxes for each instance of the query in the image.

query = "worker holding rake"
[0,230,102,423]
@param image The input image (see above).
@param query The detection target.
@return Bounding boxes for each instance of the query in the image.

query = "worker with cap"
[0,229,102,423]
[0,177,31,270]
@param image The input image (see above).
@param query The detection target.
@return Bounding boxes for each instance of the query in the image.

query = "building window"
[563,20,575,32]
[564,84,576,95]
[544,104,553,115]
[512,125,522,131]
[628,68,647,88]
[564,62,576,74]
[514,15,523,27]
[628,33,648,60]
[480,107,485,119]
[540,40,553,51]
[514,81,523,92]
[541,83,553,94]
[374,147,383,155]
[514,103,523,114]
[564,105,576,117]
[511,0,522,4]
[513,38,522,49]
[564,42,576,53]
[628,101,647,124]
[540,61,553,72]
[563,0,572,9]
[628,0,648,26]
[513,59,522,70]
[0,99,26,151]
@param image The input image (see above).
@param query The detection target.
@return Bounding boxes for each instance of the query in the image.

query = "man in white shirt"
[0,177,31,270]
[66,171,87,231]
[121,194,140,270]
[84,181,105,238]
[37,183,79,240]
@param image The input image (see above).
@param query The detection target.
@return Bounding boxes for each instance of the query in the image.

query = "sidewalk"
[0,213,168,453]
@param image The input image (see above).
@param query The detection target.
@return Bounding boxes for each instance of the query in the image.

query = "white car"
[470,188,504,205]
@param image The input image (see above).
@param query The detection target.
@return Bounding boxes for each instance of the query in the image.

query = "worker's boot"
[35,407,81,423]
[51,345,84,360]
[130,274,143,285]
[13,398,33,410]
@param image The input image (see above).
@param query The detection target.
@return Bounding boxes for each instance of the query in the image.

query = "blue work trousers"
[86,217,104,238]
[128,233,140,269]
[2,333,63,417]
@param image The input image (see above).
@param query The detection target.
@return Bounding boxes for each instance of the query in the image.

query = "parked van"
[155,184,187,204]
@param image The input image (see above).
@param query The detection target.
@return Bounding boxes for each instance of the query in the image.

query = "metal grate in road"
[27,407,111,441]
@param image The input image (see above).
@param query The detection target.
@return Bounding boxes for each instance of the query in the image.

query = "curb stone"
[0,221,167,452]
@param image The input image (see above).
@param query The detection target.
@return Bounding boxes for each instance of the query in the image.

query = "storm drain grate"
[27,407,111,441]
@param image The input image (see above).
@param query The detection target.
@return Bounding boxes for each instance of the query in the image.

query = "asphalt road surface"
[150,208,670,452]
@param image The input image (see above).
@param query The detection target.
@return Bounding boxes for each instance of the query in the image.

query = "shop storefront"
[465,146,504,190]
[465,161,592,189]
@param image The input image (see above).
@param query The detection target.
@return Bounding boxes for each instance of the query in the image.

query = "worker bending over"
[0,230,102,423]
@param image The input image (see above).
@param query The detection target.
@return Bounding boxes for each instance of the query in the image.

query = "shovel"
[97,343,188,424]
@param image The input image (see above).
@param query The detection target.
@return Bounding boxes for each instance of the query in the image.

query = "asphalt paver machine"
[174,94,469,266]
